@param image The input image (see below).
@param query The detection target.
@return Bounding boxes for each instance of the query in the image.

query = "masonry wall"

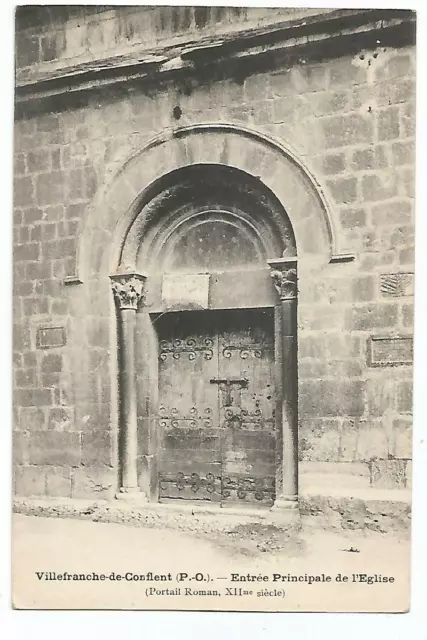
[13,10,415,499]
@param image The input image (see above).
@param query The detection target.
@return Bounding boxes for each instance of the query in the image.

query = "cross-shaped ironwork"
[210,377,248,406]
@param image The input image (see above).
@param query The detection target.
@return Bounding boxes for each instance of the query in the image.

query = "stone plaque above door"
[162,274,210,309]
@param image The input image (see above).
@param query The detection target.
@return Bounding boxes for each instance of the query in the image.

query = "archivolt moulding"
[76,122,344,283]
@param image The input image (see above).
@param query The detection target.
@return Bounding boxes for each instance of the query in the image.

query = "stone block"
[14,243,40,262]
[272,95,305,123]
[27,149,51,173]
[13,326,31,353]
[311,90,349,117]
[321,152,345,175]
[13,432,29,465]
[396,380,413,413]
[378,78,415,107]
[25,260,51,280]
[15,466,46,496]
[402,303,414,327]
[321,113,373,149]
[32,388,53,407]
[368,336,413,367]
[399,167,415,198]
[328,359,362,378]
[327,176,358,205]
[40,32,65,63]
[46,466,72,497]
[35,172,65,206]
[351,146,388,171]
[51,148,61,170]
[44,238,75,260]
[339,207,367,229]
[291,64,328,93]
[23,297,49,316]
[361,173,397,202]
[37,326,66,349]
[15,368,37,387]
[40,222,57,241]
[338,421,359,462]
[47,407,75,431]
[14,153,26,175]
[85,318,110,349]
[81,430,113,467]
[28,431,81,466]
[371,199,413,226]
[329,57,367,87]
[369,458,409,489]
[363,240,394,265]
[392,418,412,458]
[244,74,271,100]
[298,359,328,379]
[392,141,415,166]
[406,460,412,489]
[299,380,365,418]
[71,466,116,499]
[346,303,398,331]
[16,33,40,67]
[41,353,62,373]
[401,101,415,137]
[299,419,341,462]
[75,403,112,432]
[300,305,345,331]
[356,425,391,461]
[44,205,65,222]
[399,247,415,265]
[14,389,33,408]
[22,207,43,225]
[376,53,414,81]
[377,107,400,141]
[380,272,414,297]
[36,114,61,133]
[351,276,376,302]
[85,164,98,199]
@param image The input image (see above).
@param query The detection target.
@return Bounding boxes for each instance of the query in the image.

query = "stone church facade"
[13,7,415,516]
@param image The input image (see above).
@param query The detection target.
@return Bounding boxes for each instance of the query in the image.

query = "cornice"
[14,8,415,111]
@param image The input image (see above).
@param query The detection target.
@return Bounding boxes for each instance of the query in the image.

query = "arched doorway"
[75,123,336,512]
[111,164,298,510]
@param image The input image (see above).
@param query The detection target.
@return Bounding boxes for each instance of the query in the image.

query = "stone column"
[267,258,298,510]
[110,271,148,501]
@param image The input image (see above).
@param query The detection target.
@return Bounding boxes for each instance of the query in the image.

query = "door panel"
[155,310,275,506]
[218,313,276,507]
[157,313,221,501]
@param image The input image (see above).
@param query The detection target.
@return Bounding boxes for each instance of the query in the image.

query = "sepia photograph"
[11,4,416,613]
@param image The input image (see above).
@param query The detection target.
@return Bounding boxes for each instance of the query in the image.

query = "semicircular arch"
[77,122,340,282]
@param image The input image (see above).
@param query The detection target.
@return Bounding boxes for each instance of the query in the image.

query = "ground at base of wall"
[13,491,411,551]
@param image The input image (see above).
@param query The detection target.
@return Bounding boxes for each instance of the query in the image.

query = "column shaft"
[110,271,147,501]
[119,308,139,491]
[279,298,298,500]
[268,258,298,510]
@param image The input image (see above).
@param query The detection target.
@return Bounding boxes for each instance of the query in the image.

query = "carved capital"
[110,272,147,310]
[270,267,297,300]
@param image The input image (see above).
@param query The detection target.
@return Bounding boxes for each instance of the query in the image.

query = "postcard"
[12,5,415,611]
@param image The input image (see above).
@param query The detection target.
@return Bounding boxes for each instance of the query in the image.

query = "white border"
[2,1,426,638]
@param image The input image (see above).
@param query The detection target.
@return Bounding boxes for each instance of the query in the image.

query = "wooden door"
[156,310,275,507]
[218,313,275,508]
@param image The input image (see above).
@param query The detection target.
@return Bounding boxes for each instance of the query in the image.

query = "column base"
[269,496,300,525]
[115,488,147,504]
[271,494,299,510]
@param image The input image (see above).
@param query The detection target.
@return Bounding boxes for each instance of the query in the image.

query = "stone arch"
[120,163,296,275]
[72,122,340,508]
[77,123,339,283]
